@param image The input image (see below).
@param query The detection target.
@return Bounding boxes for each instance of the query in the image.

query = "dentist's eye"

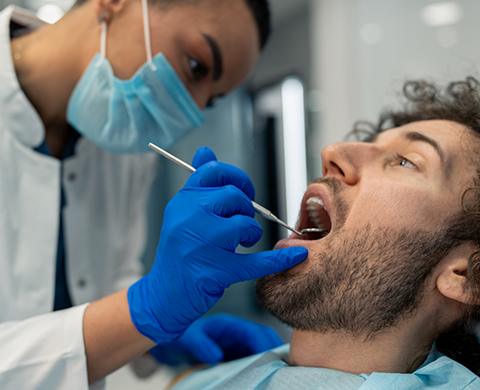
[394,154,417,169]
[189,58,209,80]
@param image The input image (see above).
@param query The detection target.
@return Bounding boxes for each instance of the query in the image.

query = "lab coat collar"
[0,5,46,148]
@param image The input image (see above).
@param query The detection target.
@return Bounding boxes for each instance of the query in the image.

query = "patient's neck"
[289,315,436,375]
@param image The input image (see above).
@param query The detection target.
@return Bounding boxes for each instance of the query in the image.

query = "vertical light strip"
[281,77,308,228]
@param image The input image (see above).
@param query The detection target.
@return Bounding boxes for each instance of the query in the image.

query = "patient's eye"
[395,154,417,169]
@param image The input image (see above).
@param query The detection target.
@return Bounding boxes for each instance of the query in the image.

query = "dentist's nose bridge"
[322,142,379,184]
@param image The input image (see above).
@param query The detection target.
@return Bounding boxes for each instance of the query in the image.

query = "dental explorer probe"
[148,143,324,236]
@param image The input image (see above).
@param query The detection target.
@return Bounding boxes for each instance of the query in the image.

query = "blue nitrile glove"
[150,314,283,366]
[128,147,308,345]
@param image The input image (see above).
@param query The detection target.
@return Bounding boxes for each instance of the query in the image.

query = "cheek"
[344,181,444,231]
[160,51,212,108]
[285,259,313,276]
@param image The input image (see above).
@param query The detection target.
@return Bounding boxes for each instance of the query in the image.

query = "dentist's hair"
[73,0,271,49]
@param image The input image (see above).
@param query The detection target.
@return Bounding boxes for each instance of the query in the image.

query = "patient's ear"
[437,243,480,305]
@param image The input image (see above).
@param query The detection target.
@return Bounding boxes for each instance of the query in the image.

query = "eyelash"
[393,153,417,169]
[206,99,216,108]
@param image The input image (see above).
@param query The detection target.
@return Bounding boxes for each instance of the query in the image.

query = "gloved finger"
[192,146,217,169]
[224,215,263,248]
[204,185,255,218]
[189,333,225,365]
[203,315,283,353]
[241,325,283,354]
[186,161,255,201]
[149,342,189,366]
[204,214,263,251]
[237,247,308,281]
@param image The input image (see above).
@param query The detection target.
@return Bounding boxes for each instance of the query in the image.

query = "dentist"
[0,0,308,388]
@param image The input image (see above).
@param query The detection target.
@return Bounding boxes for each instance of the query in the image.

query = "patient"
[170,78,480,389]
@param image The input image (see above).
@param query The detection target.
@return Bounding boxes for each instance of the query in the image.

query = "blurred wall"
[249,2,310,91]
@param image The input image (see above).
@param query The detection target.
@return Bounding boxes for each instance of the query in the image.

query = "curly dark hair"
[351,77,480,375]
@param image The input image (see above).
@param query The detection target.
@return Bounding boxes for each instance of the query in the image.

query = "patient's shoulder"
[169,347,480,390]
[169,344,364,390]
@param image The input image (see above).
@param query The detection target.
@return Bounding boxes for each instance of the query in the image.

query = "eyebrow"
[202,33,223,81]
[403,131,445,163]
[403,131,451,176]
[370,130,450,176]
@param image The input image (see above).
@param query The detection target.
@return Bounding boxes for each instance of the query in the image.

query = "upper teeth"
[306,196,326,229]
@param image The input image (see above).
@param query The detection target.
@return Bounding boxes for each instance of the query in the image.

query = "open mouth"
[295,196,332,241]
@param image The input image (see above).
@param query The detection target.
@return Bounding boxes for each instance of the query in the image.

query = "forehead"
[376,120,469,155]
[376,120,464,142]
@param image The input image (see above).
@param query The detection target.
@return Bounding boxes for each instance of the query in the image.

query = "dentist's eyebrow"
[202,33,223,81]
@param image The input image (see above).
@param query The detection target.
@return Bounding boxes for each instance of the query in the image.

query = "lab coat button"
[68,172,77,182]
[78,278,86,288]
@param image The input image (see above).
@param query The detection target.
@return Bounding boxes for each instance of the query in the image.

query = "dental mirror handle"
[149,143,196,174]
[148,143,303,235]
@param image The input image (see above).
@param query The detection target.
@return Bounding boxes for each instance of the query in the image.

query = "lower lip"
[275,237,313,250]
[275,230,331,249]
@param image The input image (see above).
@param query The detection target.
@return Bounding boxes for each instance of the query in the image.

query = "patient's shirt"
[170,344,480,390]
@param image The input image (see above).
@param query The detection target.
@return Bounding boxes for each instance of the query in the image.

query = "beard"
[256,223,461,338]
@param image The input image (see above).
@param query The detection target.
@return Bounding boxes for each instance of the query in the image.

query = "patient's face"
[256,120,478,335]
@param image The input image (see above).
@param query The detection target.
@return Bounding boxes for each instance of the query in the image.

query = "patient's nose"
[322,142,370,185]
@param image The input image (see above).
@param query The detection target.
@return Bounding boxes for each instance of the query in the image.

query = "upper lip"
[294,184,334,239]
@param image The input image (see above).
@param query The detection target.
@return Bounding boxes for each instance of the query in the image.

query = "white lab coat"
[0,6,157,389]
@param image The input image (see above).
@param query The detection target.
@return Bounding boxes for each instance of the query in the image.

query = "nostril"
[331,161,345,176]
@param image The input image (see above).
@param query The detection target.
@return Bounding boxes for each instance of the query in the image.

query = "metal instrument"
[149,143,325,236]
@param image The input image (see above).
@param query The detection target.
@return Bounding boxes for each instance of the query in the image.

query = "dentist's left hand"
[150,314,283,366]
[127,147,308,345]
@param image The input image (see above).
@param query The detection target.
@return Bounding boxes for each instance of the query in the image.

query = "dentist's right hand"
[127,147,308,345]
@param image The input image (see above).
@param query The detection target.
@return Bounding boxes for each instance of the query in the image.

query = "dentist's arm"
[83,289,154,384]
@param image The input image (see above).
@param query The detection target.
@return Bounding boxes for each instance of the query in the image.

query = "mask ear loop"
[142,0,157,71]
[100,22,107,60]
[96,12,107,67]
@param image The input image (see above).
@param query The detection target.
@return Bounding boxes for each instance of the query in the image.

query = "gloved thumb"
[241,324,283,354]
[192,146,217,169]
[190,333,225,365]
[241,246,308,280]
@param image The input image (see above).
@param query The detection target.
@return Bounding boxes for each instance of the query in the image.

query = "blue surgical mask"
[66,0,205,154]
